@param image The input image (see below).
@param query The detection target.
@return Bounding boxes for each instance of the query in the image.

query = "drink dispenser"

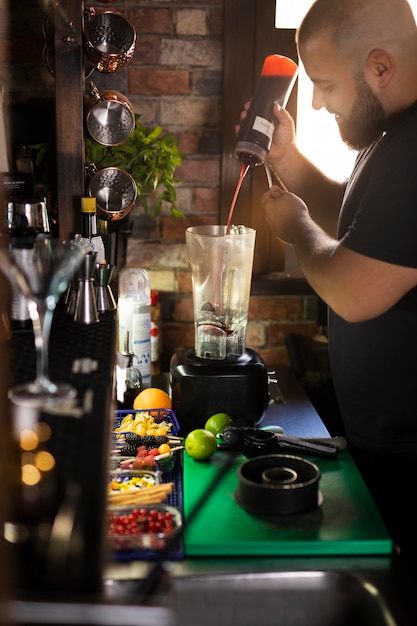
[170,225,269,435]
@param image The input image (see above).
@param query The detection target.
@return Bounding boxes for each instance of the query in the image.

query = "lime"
[185,429,217,461]
[205,412,234,436]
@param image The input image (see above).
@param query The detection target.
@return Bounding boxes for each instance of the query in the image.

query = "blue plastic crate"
[113,408,180,447]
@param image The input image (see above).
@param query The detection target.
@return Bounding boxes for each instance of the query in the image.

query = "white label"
[252,115,274,140]
[131,311,151,387]
[79,236,106,263]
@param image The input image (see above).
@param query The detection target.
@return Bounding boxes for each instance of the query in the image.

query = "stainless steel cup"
[95,263,116,312]
[87,165,137,222]
[74,251,99,324]
[86,83,135,146]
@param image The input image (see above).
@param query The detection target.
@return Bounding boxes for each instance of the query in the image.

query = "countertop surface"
[103,366,416,625]
[12,368,417,626]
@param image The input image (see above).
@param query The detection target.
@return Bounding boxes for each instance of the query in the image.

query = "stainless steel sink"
[171,570,397,626]
[9,570,398,626]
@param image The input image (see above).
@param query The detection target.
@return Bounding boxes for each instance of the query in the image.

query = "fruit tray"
[108,450,184,562]
[113,408,180,447]
[107,504,182,552]
[111,408,182,474]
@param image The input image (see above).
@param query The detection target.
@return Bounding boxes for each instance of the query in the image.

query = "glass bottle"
[117,330,143,409]
[79,196,106,262]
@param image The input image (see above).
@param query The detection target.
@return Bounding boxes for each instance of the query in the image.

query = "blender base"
[169,347,269,435]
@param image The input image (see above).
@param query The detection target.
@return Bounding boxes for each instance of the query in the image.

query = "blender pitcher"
[186,225,256,360]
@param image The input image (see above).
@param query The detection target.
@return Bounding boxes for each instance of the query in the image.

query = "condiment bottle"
[234,54,298,166]
[151,290,161,376]
[117,267,151,388]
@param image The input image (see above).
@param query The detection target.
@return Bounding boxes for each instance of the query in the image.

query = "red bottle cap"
[261,54,298,77]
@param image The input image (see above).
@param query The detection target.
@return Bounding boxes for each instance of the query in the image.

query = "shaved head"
[297,0,417,66]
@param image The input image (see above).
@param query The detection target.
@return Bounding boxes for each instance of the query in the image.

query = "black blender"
[170,224,269,435]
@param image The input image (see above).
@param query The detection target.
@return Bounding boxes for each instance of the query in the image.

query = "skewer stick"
[155,446,184,461]
[108,482,175,506]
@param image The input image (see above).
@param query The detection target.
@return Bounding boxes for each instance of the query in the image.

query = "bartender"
[253,0,417,570]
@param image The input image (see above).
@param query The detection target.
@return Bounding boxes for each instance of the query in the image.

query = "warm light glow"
[36,421,52,442]
[275,0,417,28]
[20,429,39,451]
[296,65,357,181]
[275,0,314,28]
[35,450,55,472]
[22,464,41,486]
[275,1,417,180]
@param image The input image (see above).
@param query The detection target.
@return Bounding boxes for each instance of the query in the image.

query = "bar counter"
[102,366,416,626]
[7,359,416,624]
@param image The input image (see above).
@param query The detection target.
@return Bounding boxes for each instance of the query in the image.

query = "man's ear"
[364,49,395,87]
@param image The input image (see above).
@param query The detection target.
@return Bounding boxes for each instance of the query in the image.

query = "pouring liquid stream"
[205,162,271,355]
[226,164,250,232]
[211,164,250,315]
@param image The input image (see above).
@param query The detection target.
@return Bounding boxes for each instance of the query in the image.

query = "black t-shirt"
[329,103,417,453]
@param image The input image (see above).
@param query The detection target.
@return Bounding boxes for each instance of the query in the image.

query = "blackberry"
[125,432,142,447]
[119,444,138,457]
[154,435,169,446]
[141,435,156,449]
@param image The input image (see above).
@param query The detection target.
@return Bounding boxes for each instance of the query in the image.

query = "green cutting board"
[183,450,392,556]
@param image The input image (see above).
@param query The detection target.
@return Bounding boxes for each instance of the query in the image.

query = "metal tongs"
[273,433,346,458]
[218,426,346,459]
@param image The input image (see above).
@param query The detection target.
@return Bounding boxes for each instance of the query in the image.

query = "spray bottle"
[117,267,151,388]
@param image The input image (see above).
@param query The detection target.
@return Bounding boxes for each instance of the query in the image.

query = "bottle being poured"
[226,55,298,231]
[234,54,298,167]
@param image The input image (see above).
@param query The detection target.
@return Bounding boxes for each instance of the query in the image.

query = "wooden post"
[54,0,85,239]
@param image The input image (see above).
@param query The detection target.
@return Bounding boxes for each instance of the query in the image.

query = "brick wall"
[7,0,328,375]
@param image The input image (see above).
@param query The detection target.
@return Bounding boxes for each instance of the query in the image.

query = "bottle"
[116,330,143,409]
[9,229,37,330]
[234,54,298,166]
[117,267,152,388]
[151,290,161,376]
[79,196,106,262]
[123,353,143,409]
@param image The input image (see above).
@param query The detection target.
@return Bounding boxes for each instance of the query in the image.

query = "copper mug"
[84,8,136,73]
[86,82,135,146]
[87,164,137,222]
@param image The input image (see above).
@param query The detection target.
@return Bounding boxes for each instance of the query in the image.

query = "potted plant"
[85,114,184,219]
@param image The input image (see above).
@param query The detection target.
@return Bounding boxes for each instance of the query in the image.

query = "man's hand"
[261,184,309,245]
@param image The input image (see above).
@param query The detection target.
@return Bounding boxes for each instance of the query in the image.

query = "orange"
[133,387,172,413]
[185,429,217,461]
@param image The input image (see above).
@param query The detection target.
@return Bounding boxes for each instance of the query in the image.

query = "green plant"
[85,114,184,218]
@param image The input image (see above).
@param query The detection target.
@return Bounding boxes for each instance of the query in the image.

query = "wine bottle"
[80,196,106,262]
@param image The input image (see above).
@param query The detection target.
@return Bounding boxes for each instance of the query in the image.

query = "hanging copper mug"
[84,8,136,73]
[86,82,135,146]
[87,164,137,222]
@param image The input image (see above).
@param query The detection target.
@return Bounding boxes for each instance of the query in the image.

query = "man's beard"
[337,73,385,150]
